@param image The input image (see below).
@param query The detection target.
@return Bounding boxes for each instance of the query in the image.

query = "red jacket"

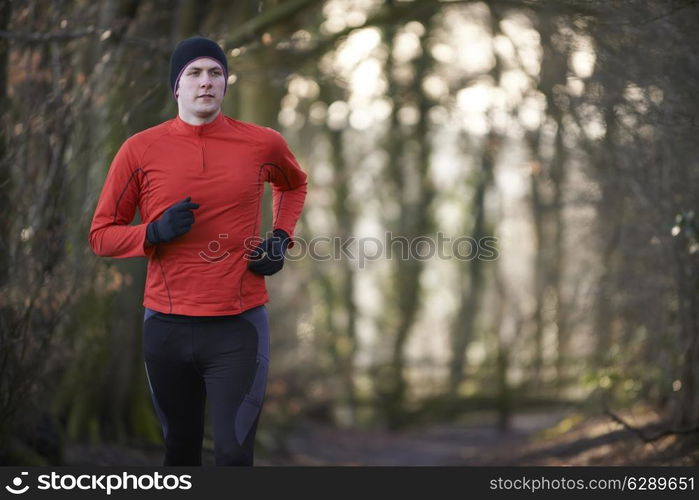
[88,112,307,315]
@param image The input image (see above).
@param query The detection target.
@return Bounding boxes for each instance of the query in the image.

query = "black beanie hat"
[169,36,228,98]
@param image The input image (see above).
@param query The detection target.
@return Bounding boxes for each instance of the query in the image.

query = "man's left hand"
[248,229,291,276]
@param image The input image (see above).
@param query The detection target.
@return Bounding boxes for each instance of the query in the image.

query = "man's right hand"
[146,196,200,245]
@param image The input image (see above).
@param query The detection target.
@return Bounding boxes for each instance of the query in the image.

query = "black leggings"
[142,305,269,466]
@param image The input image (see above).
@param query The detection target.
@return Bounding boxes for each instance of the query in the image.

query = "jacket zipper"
[199,136,205,172]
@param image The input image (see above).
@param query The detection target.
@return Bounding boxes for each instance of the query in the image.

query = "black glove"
[146,196,199,244]
[248,229,291,276]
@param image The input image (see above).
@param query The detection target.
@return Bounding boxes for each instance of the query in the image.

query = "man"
[88,36,307,466]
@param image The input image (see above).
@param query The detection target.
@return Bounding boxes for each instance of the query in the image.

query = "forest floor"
[63,406,699,466]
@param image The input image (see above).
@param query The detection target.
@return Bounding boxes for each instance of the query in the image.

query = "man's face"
[176,57,226,121]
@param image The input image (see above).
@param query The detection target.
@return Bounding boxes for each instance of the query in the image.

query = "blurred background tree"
[0,0,697,465]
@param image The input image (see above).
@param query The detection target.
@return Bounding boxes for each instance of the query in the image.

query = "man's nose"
[200,75,212,87]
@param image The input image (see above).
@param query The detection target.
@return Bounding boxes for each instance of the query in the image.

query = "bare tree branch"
[605,408,699,443]
[226,0,324,48]
[0,28,165,52]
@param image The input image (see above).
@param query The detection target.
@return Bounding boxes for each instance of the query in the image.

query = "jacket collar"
[171,111,225,136]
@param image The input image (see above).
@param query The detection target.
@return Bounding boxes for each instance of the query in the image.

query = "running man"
[88,36,307,466]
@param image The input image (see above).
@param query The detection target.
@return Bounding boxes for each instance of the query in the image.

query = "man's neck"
[178,109,221,126]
